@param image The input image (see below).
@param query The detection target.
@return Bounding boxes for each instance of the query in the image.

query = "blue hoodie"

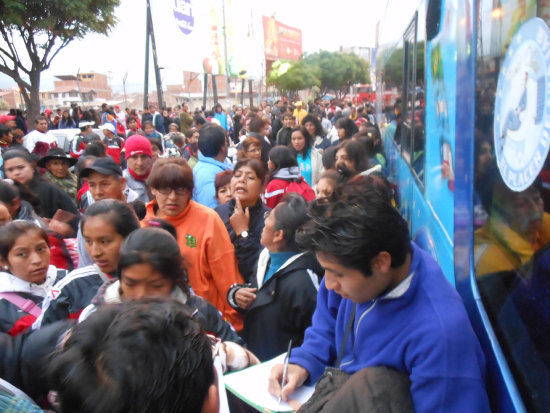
[290,242,490,413]
[192,152,233,209]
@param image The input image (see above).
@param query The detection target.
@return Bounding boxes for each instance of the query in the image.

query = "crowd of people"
[0,98,491,412]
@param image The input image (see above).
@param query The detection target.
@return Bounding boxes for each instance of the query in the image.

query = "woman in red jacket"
[264,146,314,209]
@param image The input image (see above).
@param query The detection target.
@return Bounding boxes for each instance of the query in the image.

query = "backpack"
[286,178,315,202]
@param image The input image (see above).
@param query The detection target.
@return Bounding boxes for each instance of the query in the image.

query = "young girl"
[35,199,139,327]
[0,221,66,335]
[228,194,323,361]
[264,146,315,209]
[80,227,244,346]
[288,126,323,187]
[215,169,233,205]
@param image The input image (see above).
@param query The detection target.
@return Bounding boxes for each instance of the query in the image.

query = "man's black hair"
[198,124,226,157]
[49,297,214,413]
[297,183,411,276]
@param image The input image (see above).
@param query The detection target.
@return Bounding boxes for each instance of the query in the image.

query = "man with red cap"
[123,135,153,202]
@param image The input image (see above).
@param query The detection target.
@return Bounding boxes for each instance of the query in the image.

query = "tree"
[267,59,321,97]
[0,0,120,129]
[304,51,370,99]
[379,41,425,88]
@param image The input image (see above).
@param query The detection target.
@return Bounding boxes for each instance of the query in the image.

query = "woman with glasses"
[227,193,323,361]
[215,158,270,282]
[143,157,245,331]
[237,136,263,163]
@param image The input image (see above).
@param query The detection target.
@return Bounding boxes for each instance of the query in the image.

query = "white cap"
[99,123,115,133]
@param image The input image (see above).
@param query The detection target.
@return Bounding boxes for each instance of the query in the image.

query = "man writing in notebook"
[268,179,491,412]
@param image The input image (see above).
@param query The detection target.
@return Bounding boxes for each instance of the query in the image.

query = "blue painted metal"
[380,0,525,411]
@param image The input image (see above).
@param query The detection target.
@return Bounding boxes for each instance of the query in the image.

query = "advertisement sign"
[153,0,264,78]
[262,16,303,61]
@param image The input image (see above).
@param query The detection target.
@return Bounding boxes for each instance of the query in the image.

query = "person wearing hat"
[123,135,153,203]
[70,121,101,159]
[38,148,78,202]
[78,157,140,211]
[0,115,16,130]
[292,101,308,126]
[99,123,124,165]
[76,157,141,267]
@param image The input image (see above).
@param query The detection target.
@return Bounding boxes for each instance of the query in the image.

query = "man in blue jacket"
[193,124,232,209]
[269,179,491,412]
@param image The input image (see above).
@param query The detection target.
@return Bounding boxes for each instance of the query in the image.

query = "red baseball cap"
[0,115,16,124]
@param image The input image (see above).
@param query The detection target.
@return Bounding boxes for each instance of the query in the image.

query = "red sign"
[262,16,302,61]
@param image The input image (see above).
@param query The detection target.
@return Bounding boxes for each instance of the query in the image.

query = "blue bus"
[376,1,550,411]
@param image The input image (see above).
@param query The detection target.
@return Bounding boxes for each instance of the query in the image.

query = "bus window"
[474,1,550,410]
[400,13,426,185]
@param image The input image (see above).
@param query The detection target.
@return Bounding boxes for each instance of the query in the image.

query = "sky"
[0,0,419,94]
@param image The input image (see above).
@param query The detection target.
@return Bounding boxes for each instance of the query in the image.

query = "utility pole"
[123,72,128,108]
[143,0,164,108]
[221,0,231,108]
[146,0,164,108]
[143,2,150,108]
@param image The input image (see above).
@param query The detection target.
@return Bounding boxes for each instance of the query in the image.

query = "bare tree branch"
[0,24,21,66]
[40,32,59,67]
[44,38,70,69]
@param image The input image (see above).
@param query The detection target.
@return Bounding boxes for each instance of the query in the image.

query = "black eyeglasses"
[156,187,188,196]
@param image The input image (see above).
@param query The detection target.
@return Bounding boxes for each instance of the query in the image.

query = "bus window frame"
[400,11,426,190]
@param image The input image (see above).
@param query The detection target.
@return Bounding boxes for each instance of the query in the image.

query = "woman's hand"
[235,287,257,309]
[230,197,250,236]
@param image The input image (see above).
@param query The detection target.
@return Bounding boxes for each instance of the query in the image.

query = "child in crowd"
[0,221,66,335]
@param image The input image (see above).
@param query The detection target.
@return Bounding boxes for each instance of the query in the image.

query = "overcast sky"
[0,0,419,93]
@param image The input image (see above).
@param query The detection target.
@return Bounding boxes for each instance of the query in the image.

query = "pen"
[278,339,293,403]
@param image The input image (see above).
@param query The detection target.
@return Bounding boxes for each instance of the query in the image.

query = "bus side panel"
[385,138,454,283]
[424,0,456,243]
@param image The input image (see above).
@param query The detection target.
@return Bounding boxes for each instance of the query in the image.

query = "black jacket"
[228,250,323,361]
[87,279,244,345]
[215,199,270,282]
[0,320,74,402]
[27,178,79,225]
[35,265,111,328]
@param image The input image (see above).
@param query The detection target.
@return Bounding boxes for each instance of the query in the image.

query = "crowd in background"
[0,95,491,412]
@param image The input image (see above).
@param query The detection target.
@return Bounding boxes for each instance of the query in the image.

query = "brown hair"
[0,221,49,261]
[214,170,233,198]
[147,158,194,193]
[242,136,261,152]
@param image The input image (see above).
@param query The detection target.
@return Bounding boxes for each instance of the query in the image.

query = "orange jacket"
[143,200,244,330]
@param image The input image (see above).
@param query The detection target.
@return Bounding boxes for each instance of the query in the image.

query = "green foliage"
[379,41,425,87]
[0,0,119,39]
[267,59,321,96]
[0,0,120,124]
[304,51,370,98]
[267,50,370,99]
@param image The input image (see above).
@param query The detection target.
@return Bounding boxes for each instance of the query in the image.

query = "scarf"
[128,166,151,182]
